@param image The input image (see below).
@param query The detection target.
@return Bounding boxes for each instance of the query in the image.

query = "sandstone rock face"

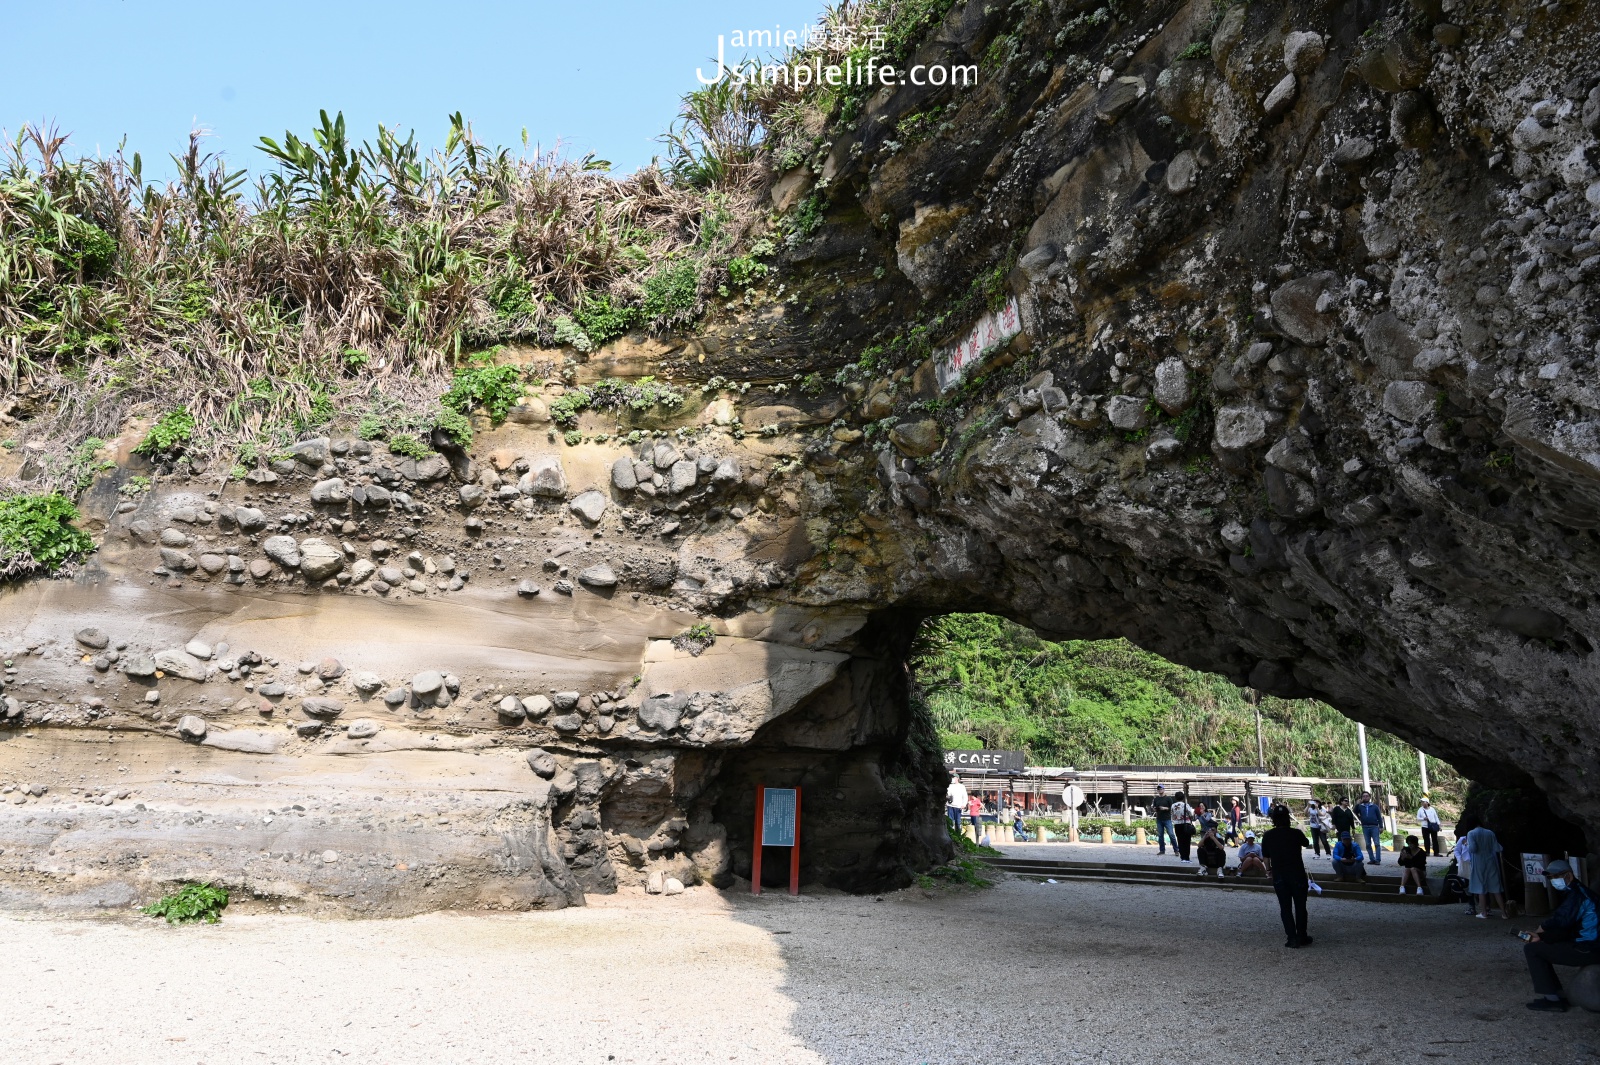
[6,0,1600,915]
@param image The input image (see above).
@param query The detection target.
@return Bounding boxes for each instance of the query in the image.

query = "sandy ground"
[3,876,1596,1065]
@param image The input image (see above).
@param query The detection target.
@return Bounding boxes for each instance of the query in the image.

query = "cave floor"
[2,877,1591,1064]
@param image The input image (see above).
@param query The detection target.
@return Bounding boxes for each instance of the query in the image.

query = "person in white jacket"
[1417,795,1443,856]
[946,777,968,829]
[1306,800,1332,856]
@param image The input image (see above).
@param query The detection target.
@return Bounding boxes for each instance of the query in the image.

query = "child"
[1398,834,1430,895]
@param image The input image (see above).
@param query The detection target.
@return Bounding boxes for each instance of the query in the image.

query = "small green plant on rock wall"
[432,406,473,447]
[642,260,700,327]
[441,358,524,425]
[67,437,115,490]
[672,622,717,656]
[0,493,95,579]
[142,882,229,925]
[387,433,433,460]
[573,294,638,347]
[133,408,195,457]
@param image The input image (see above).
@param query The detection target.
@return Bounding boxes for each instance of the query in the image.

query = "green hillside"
[913,614,1463,813]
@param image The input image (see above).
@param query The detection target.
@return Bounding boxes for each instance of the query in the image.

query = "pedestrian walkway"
[991,841,1444,905]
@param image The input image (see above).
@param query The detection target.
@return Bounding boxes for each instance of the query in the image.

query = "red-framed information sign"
[752,785,801,896]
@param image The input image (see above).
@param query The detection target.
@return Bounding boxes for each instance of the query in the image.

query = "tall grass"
[915,614,1464,812]
[0,0,963,493]
[0,111,759,493]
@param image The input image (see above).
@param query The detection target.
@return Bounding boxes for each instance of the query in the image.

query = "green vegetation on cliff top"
[914,614,1463,812]
[0,108,758,483]
[0,0,995,495]
[0,492,94,578]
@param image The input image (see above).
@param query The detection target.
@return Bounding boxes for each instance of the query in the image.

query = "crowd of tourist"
[950,777,1596,1012]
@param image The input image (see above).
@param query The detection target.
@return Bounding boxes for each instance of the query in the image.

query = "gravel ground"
[3,876,1595,1065]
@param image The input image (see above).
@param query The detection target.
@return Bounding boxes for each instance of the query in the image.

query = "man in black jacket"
[1330,798,1356,838]
[1261,804,1313,948]
[1151,784,1177,857]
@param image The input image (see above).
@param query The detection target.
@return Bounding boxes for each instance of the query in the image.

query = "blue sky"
[4,0,823,179]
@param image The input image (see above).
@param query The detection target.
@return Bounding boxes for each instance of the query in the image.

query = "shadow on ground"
[726,873,1599,1065]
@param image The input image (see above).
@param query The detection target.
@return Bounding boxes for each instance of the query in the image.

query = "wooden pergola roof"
[954,766,1387,803]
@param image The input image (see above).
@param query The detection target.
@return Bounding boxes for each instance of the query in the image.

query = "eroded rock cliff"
[3,0,1600,910]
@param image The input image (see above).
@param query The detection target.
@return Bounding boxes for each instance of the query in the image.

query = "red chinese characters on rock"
[936,297,1023,392]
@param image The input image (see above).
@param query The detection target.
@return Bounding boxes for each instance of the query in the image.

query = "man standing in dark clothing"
[1260,804,1313,948]
[1330,797,1356,838]
[1151,784,1177,856]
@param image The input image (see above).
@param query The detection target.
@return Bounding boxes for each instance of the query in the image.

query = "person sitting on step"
[1330,831,1368,882]
[1397,834,1430,895]
[1237,830,1268,877]
[1197,826,1227,879]
[1523,858,1599,1013]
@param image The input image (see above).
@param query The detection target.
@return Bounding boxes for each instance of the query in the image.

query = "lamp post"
[1357,722,1371,794]
[1252,690,1265,770]
[1419,752,1430,795]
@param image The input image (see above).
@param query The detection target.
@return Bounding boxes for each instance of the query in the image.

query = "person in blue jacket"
[1353,791,1385,865]
[1330,831,1368,882]
[1523,858,1599,1012]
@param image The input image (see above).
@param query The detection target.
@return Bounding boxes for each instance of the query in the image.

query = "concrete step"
[980,857,1442,904]
[988,855,1426,884]
[988,854,1415,879]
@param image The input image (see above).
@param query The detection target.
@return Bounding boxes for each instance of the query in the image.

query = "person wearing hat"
[1306,799,1332,856]
[1523,858,1598,1012]
[1237,829,1268,877]
[1417,795,1443,857]
[1151,784,1177,857]
[1225,796,1244,845]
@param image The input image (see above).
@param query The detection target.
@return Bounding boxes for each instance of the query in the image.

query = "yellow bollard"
[1135,827,1147,846]
[1101,826,1113,844]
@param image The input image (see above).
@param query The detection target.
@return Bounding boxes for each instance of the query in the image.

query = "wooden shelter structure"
[954,765,1389,821]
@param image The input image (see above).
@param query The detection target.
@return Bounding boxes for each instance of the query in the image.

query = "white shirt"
[1417,804,1441,828]
[947,780,968,808]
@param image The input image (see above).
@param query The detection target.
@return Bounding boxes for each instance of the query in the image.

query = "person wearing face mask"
[1522,858,1598,1012]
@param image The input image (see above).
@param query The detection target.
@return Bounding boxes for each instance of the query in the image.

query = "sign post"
[1523,853,1550,917]
[1061,783,1085,842]
[752,785,801,896]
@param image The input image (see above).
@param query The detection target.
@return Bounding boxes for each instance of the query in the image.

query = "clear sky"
[3,0,824,180]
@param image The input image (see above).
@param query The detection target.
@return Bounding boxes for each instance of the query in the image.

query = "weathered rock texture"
[4,0,1600,910]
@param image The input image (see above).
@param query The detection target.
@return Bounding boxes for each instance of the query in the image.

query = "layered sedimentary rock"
[5,0,1600,910]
